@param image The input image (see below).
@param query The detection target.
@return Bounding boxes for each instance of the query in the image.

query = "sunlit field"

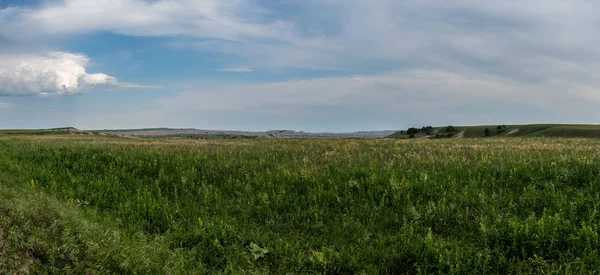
[2,135,600,273]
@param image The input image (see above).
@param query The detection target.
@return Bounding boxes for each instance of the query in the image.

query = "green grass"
[0,185,191,274]
[385,131,410,139]
[2,136,600,273]
[527,126,600,138]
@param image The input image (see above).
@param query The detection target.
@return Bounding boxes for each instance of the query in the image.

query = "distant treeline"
[401,126,456,138]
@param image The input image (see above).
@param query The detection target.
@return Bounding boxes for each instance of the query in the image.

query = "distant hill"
[0,128,398,139]
[387,124,600,139]
[103,128,398,139]
[10,125,600,139]
[0,127,81,136]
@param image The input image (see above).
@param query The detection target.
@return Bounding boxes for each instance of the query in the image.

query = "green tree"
[407,128,419,138]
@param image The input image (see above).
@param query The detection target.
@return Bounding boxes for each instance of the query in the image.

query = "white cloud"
[4,0,600,129]
[0,52,153,96]
[0,52,117,96]
[82,73,114,85]
[0,0,335,70]
[1,0,297,42]
[148,0,600,80]
[219,67,253,73]
[3,0,600,75]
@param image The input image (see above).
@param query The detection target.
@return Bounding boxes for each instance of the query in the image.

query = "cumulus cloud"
[0,52,155,96]
[0,52,115,96]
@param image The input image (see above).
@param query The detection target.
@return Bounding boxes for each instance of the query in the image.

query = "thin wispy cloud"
[115,82,162,89]
[0,0,298,43]
[219,67,253,73]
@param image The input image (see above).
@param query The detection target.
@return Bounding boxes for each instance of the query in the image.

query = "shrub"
[407,128,419,138]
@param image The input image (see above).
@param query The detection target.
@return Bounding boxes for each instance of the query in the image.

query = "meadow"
[2,135,600,273]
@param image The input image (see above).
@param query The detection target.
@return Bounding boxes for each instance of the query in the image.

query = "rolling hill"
[387,124,600,139]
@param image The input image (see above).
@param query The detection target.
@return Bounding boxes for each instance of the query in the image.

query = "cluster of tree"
[401,125,459,138]
[434,133,455,139]
[484,125,507,137]
[401,124,507,138]
[406,126,434,138]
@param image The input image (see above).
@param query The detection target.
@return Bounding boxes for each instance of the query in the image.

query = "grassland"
[2,135,600,273]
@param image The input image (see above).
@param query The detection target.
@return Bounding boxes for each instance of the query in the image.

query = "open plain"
[2,133,600,273]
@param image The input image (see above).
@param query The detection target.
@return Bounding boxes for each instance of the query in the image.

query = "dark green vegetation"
[388,124,600,139]
[3,135,600,273]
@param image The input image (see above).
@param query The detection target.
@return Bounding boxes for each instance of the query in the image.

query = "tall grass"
[2,136,600,273]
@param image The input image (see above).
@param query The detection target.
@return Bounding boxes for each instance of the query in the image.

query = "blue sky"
[1,0,599,131]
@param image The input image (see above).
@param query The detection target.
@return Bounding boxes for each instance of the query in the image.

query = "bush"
[407,128,419,138]
[421,126,434,135]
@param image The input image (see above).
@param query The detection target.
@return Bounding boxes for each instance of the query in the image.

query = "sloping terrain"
[388,124,600,139]
[527,125,600,138]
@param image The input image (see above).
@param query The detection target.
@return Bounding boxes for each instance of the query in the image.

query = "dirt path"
[505,128,520,136]
[455,130,466,138]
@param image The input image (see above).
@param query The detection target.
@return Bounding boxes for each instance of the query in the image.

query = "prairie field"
[2,135,600,273]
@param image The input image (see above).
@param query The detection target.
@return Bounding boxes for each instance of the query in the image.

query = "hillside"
[387,124,600,139]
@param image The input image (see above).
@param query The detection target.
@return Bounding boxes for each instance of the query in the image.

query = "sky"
[0,0,599,131]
